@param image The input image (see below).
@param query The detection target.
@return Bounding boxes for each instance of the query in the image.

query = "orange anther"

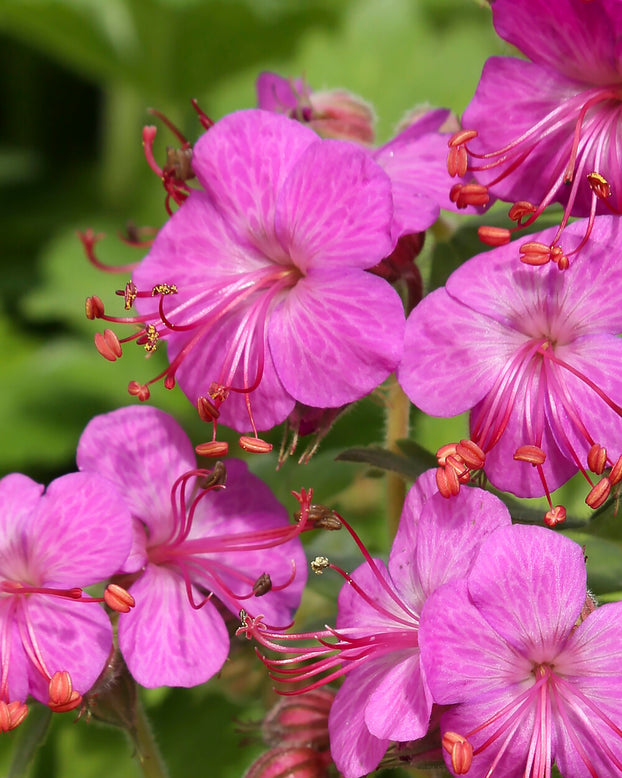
[128,381,151,401]
[513,445,546,466]
[448,129,478,147]
[85,295,105,320]
[104,583,135,613]
[544,505,567,527]
[478,225,511,246]
[436,442,458,466]
[195,441,229,458]
[519,242,552,266]
[447,145,468,177]
[587,443,607,475]
[586,477,611,509]
[436,465,460,499]
[94,329,122,361]
[48,671,82,712]
[609,455,622,485]
[508,201,536,221]
[442,732,473,775]
[456,439,486,470]
[0,700,28,732]
[239,436,273,454]
[587,171,611,199]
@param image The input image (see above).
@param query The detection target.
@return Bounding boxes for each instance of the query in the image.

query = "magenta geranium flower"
[0,471,132,727]
[451,0,622,262]
[89,109,405,453]
[240,470,510,778]
[397,216,622,518]
[77,405,307,689]
[420,524,622,777]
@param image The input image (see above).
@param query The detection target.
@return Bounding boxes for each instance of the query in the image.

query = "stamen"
[585,477,611,509]
[478,226,511,247]
[0,700,28,732]
[436,464,460,498]
[442,732,473,775]
[513,445,546,466]
[103,584,135,613]
[48,670,82,713]
[239,435,273,454]
[94,329,123,362]
[85,296,105,320]
[253,573,272,597]
[587,443,607,475]
[544,505,566,527]
[311,556,330,575]
[195,441,229,457]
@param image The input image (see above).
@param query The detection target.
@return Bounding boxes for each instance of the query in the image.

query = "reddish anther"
[587,171,611,200]
[478,225,511,246]
[609,455,622,485]
[436,464,460,498]
[197,395,220,422]
[587,443,608,475]
[447,145,468,177]
[448,129,478,147]
[128,381,151,401]
[94,329,122,362]
[519,241,553,266]
[585,477,612,509]
[0,700,28,732]
[450,183,490,209]
[239,435,273,454]
[85,296,105,320]
[442,732,473,775]
[436,442,459,466]
[456,439,486,470]
[195,440,229,458]
[513,445,547,466]
[544,505,567,527]
[508,201,537,222]
[104,583,135,613]
[48,671,82,712]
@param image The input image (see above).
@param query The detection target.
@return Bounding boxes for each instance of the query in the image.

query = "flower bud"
[262,689,335,751]
[243,747,330,778]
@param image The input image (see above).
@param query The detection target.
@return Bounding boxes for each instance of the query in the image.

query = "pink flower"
[451,0,622,262]
[89,109,405,454]
[0,471,132,726]
[77,405,307,689]
[240,471,510,778]
[420,524,622,777]
[397,216,622,518]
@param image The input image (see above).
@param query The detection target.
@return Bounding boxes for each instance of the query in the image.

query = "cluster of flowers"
[5,0,622,776]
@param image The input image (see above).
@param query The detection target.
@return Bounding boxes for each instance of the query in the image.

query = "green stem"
[385,375,411,539]
[133,695,169,778]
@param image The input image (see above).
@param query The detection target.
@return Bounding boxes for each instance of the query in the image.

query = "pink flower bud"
[244,747,330,778]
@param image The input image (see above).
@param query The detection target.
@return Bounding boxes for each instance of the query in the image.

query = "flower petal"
[119,564,229,688]
[26,472,132,586]
[191,110,317,258]
[23,596,112,702]
[0,474,43,576]
[269,269,404,408]
[398,286,519,416]
[77,406,195,542]
[467,525,586,661]
[274,140,394,272]
[328,666,391,778]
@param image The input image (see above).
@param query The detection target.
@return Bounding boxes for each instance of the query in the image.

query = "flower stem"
[133,695,169,778]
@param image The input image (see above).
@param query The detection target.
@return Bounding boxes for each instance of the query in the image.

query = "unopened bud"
[243,746,330,778]
[262,688,335,751]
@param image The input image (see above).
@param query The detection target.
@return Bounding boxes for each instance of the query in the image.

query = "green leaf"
[335,444,434,480]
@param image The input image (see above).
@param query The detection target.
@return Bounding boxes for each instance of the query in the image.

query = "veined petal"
[492,0,622,84]
[413,487,511,601]
[328,666,391,778]
[256,72,305,113]
[274,140,394,272]
[0,602,30,703]
[365,650,432,741]
[23,596,112,703]
[420,579,530,704]
[0,474,43,575]
[26,472,132,587]
[467,525,586,661]
[77,406,195,542]
[269,269,404,409]
[398,287,519,416]
[190,110,317,258]
[119,563,229,688]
